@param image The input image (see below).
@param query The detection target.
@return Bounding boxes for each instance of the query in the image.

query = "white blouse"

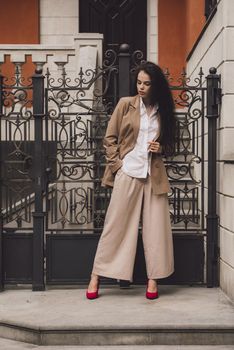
[122,98,160,178]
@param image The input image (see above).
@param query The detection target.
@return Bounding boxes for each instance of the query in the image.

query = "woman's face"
[137,70,152,102]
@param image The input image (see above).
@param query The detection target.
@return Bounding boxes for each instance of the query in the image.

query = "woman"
[86,61,176,300]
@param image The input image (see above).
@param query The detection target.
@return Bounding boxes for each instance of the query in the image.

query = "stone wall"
[40,0,79,45]
[187,0,234,301]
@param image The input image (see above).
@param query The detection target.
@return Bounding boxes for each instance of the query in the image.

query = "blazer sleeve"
[103,98,127,173]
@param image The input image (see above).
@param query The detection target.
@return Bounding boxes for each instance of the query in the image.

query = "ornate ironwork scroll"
[165,67,206,230]
[0,66,34,229]
[0,50,207,233]
[44,58,116,232]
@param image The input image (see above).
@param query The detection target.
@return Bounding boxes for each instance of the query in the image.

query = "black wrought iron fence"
[0,45,221,290]
[43,57,207,233]
[0,67,34,230]
[166,67,206,231]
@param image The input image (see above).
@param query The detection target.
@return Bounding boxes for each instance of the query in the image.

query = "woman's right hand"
[148,141,161,153]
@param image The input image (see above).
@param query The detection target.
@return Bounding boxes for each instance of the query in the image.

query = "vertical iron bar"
[118,44,130,98]
[118,43,131,288]
[0,73,3,291]
[206,67,221,287]
[32,69,45,291]
[201,89,205,230]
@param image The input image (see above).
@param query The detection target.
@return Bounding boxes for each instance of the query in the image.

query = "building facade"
[187,0,234,302]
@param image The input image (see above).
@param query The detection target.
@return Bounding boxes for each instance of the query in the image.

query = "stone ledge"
[0,286,233,346]
[0,323,234,346]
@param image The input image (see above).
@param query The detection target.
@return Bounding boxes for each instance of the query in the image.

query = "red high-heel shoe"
[86,280,99,300]
[146,289,159,300]
[146,280,159,300]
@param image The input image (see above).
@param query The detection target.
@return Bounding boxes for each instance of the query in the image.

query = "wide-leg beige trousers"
[92,169,174,282]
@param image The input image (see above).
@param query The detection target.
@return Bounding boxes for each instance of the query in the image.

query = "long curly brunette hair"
[132,61,177,156]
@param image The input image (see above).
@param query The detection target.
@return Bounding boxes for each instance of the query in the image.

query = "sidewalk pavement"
[0,337,234,350]
[0,285,233,348]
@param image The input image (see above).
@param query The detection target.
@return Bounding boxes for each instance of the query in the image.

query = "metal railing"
[0,45,221,290]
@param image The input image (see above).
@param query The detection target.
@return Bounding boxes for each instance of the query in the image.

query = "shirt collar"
[140,97,159,117]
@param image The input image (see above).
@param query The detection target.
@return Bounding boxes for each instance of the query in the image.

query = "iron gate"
[0,45,221,291]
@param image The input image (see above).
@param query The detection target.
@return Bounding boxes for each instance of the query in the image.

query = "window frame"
[205,0,217,20]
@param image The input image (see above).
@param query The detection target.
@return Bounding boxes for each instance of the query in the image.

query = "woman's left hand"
[148,141,161,153]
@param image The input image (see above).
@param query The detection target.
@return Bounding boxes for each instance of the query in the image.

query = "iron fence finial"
[35,68,43,75]
[199,67,204,76]
[209,67,217,74]
[119,43,130,53]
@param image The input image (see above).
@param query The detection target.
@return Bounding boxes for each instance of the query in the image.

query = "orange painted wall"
[158,0,205,80]
[0,0,40,44]
[186,0,205,55]
[1,55,35,83]
[0,0,39,84]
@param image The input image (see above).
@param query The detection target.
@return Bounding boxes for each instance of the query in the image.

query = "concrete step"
[0,323,233,347]
[0,286,233,346]
[0,338,234,349]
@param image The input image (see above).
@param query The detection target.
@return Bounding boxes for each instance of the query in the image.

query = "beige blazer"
[101,95,171,195]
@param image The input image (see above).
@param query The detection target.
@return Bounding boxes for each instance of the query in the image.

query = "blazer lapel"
[129,95,140,141]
